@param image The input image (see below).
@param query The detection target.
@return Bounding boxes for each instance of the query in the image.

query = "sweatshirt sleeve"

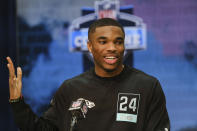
[144,79,170,131]
[10,98,58,131]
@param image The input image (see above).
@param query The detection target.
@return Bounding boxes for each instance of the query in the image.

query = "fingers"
[6,56,22,82]
[6,57,16,78]
[17,67,22,81]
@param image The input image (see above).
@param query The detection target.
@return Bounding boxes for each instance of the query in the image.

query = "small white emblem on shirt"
[77,98,95,108]
[165,128,168,131]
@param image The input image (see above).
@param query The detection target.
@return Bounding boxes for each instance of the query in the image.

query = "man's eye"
[115,41,123,45]
[99,41,106,44]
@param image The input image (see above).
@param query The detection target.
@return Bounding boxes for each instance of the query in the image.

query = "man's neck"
[95,65,124,78]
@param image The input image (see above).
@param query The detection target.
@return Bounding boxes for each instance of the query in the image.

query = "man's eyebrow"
[116,37,124,40]
[97,36,107,40]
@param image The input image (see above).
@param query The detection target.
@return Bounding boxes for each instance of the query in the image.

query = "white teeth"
[105,56,116,59]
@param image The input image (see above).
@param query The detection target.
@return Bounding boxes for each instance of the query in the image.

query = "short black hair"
[88,18,125,40]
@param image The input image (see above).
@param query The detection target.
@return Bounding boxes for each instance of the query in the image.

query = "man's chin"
[103,64,119,72]
[104,68,116,72]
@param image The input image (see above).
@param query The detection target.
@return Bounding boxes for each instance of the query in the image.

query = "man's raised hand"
[7,57,22,100]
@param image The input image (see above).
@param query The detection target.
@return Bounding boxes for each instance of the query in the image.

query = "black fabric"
[10,65,170,131]
[10,98,58,131]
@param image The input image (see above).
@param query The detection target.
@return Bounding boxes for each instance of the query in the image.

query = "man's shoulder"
[125,65,158,82]
[125,66,161,93]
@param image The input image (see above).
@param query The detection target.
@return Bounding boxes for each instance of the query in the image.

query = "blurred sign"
[70,26,146,51]
[69,0,147,52]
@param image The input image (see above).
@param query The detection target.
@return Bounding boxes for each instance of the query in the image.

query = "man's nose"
[107,42,117,52]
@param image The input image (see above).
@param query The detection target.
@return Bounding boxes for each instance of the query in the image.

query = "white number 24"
[119,96,137,112]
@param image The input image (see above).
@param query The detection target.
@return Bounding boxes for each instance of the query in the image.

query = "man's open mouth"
[104,56,118,65]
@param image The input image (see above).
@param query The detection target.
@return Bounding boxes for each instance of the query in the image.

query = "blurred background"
[0,0,197,131]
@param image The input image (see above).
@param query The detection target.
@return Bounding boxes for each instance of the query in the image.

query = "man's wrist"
[9,96,23,103]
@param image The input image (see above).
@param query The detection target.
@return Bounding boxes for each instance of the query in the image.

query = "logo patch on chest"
[116,93,140,123]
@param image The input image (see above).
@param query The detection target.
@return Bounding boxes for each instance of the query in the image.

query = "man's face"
[88,26,125,76]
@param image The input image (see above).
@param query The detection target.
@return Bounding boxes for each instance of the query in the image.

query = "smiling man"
[7,18,170,131]
[87,24,125,77]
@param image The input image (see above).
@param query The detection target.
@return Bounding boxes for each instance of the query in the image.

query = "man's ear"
[87,40,92,53]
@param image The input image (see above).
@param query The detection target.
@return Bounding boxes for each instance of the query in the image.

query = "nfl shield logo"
[95,0,119,19]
